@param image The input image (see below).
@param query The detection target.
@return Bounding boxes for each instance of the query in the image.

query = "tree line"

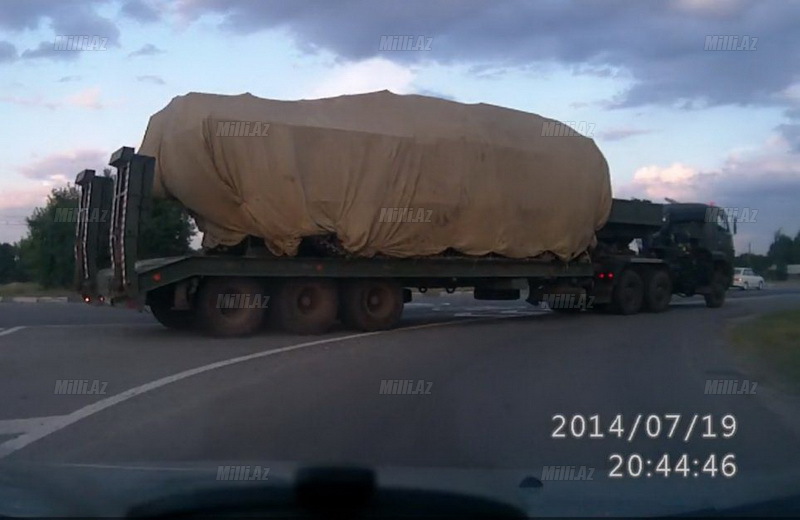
[0,183,195,288]
[735,230,800,281]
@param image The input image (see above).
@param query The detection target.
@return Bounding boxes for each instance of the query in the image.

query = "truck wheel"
[704,271,728,308]
[150,301,195,330]
[196,277,267,337]
[643,269,672,313]
[147,286,195,330]
[273,279,338,334]
[341,280,404,331]
[610,269,644,315]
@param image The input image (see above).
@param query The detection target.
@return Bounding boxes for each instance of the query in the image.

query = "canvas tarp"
[139,90,612,260]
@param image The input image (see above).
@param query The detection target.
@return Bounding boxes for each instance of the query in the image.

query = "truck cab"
[652,203,734,298]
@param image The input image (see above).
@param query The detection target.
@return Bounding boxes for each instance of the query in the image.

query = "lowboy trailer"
[74,147,734,336]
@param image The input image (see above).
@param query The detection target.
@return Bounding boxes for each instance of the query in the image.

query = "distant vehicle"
[732,267,765,290]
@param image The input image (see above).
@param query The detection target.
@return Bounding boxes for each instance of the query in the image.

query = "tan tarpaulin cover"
[139,90,612,260]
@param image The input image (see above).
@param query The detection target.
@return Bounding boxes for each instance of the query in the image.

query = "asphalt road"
[0,288,799,516]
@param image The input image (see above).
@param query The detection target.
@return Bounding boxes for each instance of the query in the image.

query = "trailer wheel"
[150,302,195,330]
[704,271,728,308]
[147,286,195,330]
[341,279,404,331]
[643,269,672,313]
[195,277,267,337]
[610,269,644,315]
[273,279,338,334]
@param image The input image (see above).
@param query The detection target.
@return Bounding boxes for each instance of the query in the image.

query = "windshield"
[1,1,799,518]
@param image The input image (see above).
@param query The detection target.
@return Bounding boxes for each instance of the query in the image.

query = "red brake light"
[608,272,614,279]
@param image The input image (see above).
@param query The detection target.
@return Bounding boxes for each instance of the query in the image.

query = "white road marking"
[0,317,505,459]
[0,326,25,336]
[0,415,67,435]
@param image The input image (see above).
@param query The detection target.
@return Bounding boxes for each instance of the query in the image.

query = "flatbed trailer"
[75,147,733,336]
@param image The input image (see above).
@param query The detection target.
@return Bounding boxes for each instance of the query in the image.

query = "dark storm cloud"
[174,0,800,109]
[0,0,120,59]
[121,0,160,23]
[777,123,800,153]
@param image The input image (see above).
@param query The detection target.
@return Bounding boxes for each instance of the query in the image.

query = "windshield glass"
[1,1,799,518]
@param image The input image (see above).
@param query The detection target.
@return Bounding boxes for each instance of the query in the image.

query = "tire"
[610,269,644,315]
[743,281,749,290]
[704,271,728,308]
[757,281,764,290]
[272,279,338,334]
[150,301,195,330]
[341,279,404,331]
[195,277,267,337]
[147,286,195,330]
[643,269,672,313]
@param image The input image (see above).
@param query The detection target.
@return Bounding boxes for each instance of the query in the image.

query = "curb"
[0,296,70,304]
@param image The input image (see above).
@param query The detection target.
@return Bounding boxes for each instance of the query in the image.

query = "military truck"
[74,147,734,336]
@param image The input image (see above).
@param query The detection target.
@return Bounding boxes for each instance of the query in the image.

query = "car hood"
[0,460,799,517]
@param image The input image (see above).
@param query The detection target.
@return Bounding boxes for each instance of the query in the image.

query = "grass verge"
[0,282,77,298]
[729,308,800,390]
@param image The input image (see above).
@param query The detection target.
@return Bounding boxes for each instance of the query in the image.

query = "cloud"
[0,187,55,212]
[0,41,17,63]
[65,87,104,109]
[21,40,81,61]
[1,87,107,110]
[128,43,165,57]
[0,94,60,110]
[616,136,800,253]
[172,0,800,111]
[308,58,415,99]
[0,0,121,58]
[136,74,166,85]
[16,149,108,184]
[121,0,161,23]
[58,75,82,83]
[597,128,654,142]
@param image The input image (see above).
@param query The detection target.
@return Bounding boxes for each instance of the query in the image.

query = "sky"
[0,0,798,254]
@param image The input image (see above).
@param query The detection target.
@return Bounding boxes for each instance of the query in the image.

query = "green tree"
[0,243,23,283]
[17,185,80,288]
[768,230,794,266]
[139,198,196,259]
[18,184,196,289]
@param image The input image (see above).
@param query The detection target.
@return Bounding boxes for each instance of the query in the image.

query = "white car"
[732,267,765,290]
